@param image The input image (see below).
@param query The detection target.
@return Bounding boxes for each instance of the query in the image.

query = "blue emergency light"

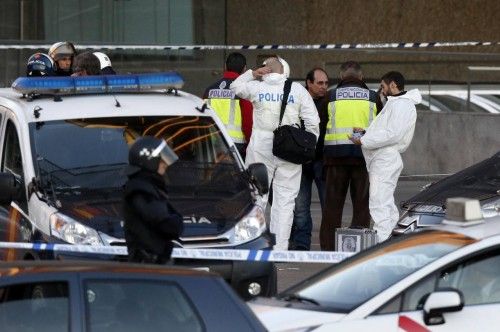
[11,72,184,95]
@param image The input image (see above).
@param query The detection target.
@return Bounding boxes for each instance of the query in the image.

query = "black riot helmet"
[26,53,56,77]
[126,136,178,175]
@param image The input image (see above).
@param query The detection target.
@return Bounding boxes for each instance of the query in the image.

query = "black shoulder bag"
[272,80,317,164]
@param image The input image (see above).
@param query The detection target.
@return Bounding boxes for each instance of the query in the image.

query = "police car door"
[396,248,500,331]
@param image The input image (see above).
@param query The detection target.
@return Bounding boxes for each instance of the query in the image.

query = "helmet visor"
[152,140,178,166]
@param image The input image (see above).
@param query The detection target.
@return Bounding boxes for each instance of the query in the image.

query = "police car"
[250,198,500,331]
[394,151,500,236]
[0,73,276,299]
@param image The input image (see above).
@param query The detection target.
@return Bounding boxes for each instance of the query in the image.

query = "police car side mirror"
[423,289,464,325]
[247,163,269,195]
[0,172,24,204]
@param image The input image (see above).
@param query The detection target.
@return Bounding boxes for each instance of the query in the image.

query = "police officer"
[320,61,378,251]
[123,136,184,264]
[94,51,116,75]
[26,53,56,77]
[203,52,253,160]
[48,41,76,76]
[230,57,319,250]
[71,52,101,76]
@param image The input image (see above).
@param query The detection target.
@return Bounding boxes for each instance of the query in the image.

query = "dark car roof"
[0,260,215,277]
[403,151,500,207]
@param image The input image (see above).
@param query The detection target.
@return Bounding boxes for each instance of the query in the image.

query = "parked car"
[0,73,276,299]
[393,150,500,235]
[0,260,266,331]
[250,198,500,331]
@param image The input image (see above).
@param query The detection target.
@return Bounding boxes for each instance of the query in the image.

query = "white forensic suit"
[230,69,320,250]
[360,89,421,242]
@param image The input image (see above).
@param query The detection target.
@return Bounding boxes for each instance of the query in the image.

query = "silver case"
[335,228,378,253]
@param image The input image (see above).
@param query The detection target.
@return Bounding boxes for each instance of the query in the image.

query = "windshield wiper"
[280,293,320,305]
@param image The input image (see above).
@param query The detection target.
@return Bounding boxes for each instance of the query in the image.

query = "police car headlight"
[233,206,266,245]
[50,213,103,246]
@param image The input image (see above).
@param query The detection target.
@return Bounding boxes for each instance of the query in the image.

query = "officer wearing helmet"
[26,53,56,77]
[123,136,184,264]
[48,41,76,76]
[94,52,116,75]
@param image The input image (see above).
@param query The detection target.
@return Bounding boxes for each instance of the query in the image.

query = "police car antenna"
[112,94,121,107]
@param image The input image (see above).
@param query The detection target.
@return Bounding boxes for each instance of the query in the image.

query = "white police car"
[250,198,500,331]
[0,73,276,299]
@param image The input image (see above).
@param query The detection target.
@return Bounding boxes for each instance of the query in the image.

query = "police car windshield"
[283,230,476,313]
[29,116,242,194]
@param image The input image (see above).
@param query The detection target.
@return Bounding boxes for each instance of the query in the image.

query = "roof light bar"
[11,72,184,95]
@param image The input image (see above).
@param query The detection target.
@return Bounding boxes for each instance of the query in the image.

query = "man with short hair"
[204,52,253,160]
[289,68,329,250]
[71,51,101,76]
[350,71,421,242]
[320,61,378,251]
[230,57,319,250]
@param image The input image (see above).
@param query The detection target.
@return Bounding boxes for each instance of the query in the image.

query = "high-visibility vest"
[205,79,245,144]
[324,86,377,157]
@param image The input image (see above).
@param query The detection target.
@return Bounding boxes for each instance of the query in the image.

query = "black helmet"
[26,53,56,77]
[48,41,76,61]
[127,136,178,175]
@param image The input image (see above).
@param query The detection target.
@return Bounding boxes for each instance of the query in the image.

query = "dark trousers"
[320,164,370,251]
[289,161,325,250]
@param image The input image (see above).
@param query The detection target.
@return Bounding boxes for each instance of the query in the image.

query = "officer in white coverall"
[350,71,421,242]
[231,57,320,250]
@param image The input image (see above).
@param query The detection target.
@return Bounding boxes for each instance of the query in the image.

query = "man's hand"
[348,134,362,145]
[252,66,271,79]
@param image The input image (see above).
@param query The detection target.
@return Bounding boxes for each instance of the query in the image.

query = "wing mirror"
[0,172,24,205]
[423,289,464,325]
[247,163,269,195]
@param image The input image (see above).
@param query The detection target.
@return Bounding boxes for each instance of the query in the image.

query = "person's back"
[320,61,378,251]
[204,52,252,159]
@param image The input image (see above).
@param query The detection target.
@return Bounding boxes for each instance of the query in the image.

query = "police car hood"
[58,187,252,238]
[403,151,500,209]
[249,301,345,331]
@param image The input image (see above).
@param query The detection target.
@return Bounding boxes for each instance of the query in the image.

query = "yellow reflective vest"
[204,79,245,144]
[324,85,378,158]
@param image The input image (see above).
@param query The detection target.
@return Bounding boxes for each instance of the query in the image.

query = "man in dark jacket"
[123,136,184,264]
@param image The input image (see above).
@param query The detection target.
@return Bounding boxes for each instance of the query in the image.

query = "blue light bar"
[11,72,184,96]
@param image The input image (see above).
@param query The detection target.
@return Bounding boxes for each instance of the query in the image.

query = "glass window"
[0,281,69,331]
[283,231,476,313]
[2,120,23,177]
[437,250,500,306]
[85,279,203,332]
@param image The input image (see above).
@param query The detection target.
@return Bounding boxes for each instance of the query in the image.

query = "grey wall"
[402,112,500,175]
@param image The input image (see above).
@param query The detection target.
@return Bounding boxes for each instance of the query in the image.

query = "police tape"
[0,41,497,51]
[0,241,353,263]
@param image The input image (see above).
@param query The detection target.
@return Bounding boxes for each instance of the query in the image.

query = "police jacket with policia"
[203,71,253,145]
[123,170,183,260]
[323,78,378,163]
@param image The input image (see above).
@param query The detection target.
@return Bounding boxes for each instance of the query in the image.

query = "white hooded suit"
[231,69,320,250]
[361,89,421,241]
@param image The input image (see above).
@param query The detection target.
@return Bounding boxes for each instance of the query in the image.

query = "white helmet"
[93,52,112,70]
[278,57,290,78]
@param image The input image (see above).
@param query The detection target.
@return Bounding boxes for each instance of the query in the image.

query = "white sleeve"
[297,84,320,138]
[229,69,259,102]
[361,101,415,150]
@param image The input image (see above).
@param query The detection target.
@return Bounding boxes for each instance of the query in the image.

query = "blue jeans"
[290,160,325,250]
